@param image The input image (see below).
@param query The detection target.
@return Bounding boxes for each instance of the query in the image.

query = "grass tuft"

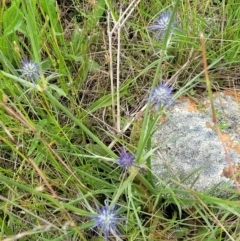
[1,0,240,240]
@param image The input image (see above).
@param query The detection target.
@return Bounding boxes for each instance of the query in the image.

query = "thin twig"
[107,0,141,133]
[107,10,116,130]
[111,0,140,34]
[200,33,240,195]
[0,195,60,231]
[116,9,122,132]
[195,196,235,241]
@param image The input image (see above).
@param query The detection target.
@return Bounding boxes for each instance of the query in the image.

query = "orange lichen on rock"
[152,91,240,194]
[223,89,240,103]
[221,163,240,182]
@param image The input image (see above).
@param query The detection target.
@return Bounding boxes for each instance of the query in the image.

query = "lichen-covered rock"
[152,91,240,194]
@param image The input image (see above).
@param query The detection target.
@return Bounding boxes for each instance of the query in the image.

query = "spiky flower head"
[148,11,176,39]
[149,83,173,110]
[17,59,40,83]
[91,199,123,239]
[117,147,135,169]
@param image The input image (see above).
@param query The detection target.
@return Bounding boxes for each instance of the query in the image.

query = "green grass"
[0,0,240,240]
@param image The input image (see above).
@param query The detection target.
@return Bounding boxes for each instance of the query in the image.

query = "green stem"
[136,171,157,195]
[105,0,118,22]
[45,91,117,158]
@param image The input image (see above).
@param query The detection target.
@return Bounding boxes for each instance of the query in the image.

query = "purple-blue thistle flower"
[117,147,135,169]
[149,83,173,110]
[17,59,40,83]
[91,199,123,240]
[148,11,176,39]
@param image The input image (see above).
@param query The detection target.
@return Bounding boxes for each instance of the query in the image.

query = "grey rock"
[152,91,240,194]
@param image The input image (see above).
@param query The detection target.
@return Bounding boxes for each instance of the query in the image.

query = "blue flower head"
[17,59,40,83]
[117,147,135,169]
[91,199,123,239]
[149,83,173,110]
[148,11,176,39]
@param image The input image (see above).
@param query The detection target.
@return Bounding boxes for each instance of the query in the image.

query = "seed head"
[91,199,123,239]
[17,59,40,83]
[148,11,176,39]
[149,83,173,110]
[117,147,135,169]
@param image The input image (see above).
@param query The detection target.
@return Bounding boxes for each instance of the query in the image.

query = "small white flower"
[90,199,123,239]
[149,83,174,110]
[17,59,40,83]
[117,147,135,169]
[149,11,177,39]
